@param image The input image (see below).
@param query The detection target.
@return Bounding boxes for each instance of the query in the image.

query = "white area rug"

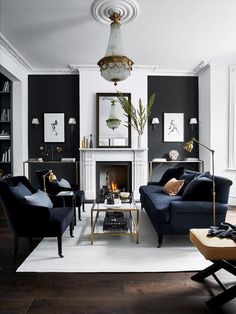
[17,205,211,273]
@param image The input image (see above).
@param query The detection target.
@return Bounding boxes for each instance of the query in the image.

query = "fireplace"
[96,161,132,197]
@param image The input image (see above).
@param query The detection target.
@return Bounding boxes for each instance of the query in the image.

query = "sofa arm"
[169,201,228,214]
[49,195,65,207]
[147,181,162,186]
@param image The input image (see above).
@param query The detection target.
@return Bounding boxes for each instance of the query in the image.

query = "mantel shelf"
[79,148,148,152]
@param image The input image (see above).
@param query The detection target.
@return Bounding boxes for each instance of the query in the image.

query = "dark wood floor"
[0,208,235,314]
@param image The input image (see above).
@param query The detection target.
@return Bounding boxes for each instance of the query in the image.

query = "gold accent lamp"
[42,170,57,194]
[183,137,216,226]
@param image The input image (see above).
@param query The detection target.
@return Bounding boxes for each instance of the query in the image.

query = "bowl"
[119,192,130,199]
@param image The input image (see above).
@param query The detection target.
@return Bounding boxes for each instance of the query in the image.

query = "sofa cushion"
[145,192,182,223]
[163,178,185,195]
[24,190,53,208]
[159,167,185,186]
[178,172,198,195]
[182,176,213,201]
[10,182,32,200]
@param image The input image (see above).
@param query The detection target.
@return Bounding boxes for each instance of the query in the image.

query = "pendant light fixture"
[106,100,121,130]
[92,0,139,86]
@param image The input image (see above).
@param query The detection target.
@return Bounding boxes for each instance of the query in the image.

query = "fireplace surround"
[80,148,148,200]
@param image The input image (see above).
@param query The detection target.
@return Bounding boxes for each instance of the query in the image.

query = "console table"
[23,160,79,185]
[149,160,204,181]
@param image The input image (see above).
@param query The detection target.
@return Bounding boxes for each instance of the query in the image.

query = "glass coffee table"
[90,197,140,245]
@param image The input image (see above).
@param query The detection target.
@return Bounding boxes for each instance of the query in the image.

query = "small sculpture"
[169,149,179,161]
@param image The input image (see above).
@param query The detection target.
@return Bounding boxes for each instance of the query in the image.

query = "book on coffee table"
[57,191,74,196]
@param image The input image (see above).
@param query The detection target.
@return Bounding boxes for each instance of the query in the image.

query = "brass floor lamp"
[42,170,57,194]
[183,137,216,226]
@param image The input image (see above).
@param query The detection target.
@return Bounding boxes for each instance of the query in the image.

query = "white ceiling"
[1,0,236,71]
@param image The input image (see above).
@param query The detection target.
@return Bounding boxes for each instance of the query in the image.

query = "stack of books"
[103,212,128,231]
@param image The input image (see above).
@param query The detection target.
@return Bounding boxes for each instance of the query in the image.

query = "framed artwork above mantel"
[44,113,65,143]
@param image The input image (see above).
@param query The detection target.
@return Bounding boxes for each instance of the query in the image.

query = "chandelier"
[106,100,121,130]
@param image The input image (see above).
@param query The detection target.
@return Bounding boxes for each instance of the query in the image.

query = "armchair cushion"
[10,182,32,200]
[182,176,213,201]
[159,167,185,186]
[24,189,53,208]
[57,178,71,188]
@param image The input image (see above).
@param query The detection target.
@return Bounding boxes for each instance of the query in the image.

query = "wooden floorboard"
[0,207,235,314]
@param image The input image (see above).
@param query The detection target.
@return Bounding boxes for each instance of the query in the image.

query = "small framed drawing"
[44,113,65,143]
[163,113,184,142]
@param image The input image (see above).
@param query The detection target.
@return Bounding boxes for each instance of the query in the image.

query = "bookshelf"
[0,73,12,178]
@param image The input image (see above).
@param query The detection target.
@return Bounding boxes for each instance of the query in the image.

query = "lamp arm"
[191,138,215,154]
[42,170,52,194]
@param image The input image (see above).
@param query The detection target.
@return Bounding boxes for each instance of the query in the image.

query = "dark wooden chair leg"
[191,261,223,281]
[70,222,74,238]
[78,205,81,221]
[57,236,63,258]
[13,235,19,256]
[206,284,236,308]
[157,234,163,248]
[82,202,85,212]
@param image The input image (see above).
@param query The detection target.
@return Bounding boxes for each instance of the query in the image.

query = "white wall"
[210,60,236,205]
[0,46,28,175]
[79,69,148,149]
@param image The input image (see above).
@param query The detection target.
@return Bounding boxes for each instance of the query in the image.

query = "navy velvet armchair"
[0,176,74,257]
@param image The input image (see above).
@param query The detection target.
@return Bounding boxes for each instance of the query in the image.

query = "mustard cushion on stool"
[190,228,236,261]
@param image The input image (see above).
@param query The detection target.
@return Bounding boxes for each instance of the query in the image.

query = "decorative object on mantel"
[92,0,139,85]
[81,136,89,148]
[184,137,216,225]
[117,92,156,148]
[169,149,179,161]
[89,134,93,148]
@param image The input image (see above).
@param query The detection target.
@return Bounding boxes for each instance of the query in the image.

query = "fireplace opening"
[96,161,132,198]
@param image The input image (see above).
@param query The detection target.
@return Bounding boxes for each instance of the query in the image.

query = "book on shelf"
[57,191,74,196]
[152,158,167,162]
[61,158,76,162]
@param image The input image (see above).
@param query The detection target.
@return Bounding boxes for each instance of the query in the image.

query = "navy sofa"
[139,168,233,247]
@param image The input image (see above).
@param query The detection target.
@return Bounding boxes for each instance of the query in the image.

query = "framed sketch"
[96,93,131,148]
[163,113,184,142]
[44,113,65,142]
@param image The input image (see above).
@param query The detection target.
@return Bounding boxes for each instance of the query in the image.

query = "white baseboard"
[229,195,236,206]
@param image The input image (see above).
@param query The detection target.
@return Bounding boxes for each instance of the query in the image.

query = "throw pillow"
[177,173,198,196]
[10,182,32,200]
[159,167,185,186]
[163,178,185,196]
[57,178,71,188]
[24,190,53,208]
[182,177,213,201]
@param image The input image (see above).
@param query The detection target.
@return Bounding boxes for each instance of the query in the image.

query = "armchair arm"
[49,195,65,207]
[147,181,162,186]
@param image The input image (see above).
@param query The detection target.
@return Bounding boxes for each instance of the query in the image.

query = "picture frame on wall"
[44,113,65,143]
[163,113,184,142]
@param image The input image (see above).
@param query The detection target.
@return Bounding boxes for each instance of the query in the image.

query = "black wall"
[28,75,79,161]
[148,76,199,161]
[148,76,199,179]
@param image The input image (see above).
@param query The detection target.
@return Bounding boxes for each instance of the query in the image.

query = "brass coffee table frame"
[90,200,140,245]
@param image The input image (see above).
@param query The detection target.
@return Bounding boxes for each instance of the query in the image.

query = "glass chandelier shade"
[97,12,133,86]
[106,100,121,130]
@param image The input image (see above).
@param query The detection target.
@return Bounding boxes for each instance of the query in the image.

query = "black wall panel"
[28,75,79,161]
[148,76,199,179]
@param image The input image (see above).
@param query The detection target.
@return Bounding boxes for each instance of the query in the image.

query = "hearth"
[96,161,132,197]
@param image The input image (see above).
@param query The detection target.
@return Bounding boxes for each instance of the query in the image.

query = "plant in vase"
[117,92,156,148]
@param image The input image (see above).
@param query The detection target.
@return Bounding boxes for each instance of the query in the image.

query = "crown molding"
[0,32,33,71]
[193,61,209,74]
[69,64,195,76]
[208,53,236,65]
[31,68,76,74]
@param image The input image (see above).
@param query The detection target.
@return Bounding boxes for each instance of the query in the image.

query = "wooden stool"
[189,228,236,308]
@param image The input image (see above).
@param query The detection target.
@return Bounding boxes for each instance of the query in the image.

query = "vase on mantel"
[137,135,142,148]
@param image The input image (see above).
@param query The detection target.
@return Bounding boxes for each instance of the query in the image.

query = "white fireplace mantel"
[79,148,148,200]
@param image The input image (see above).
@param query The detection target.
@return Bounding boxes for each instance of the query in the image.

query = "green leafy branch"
[117,92,156,136]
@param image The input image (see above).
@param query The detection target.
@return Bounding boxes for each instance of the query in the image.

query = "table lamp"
[42,170,57,194]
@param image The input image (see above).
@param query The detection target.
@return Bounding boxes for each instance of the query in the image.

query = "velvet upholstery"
[0,176,74,257]
[139,169,233,247]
